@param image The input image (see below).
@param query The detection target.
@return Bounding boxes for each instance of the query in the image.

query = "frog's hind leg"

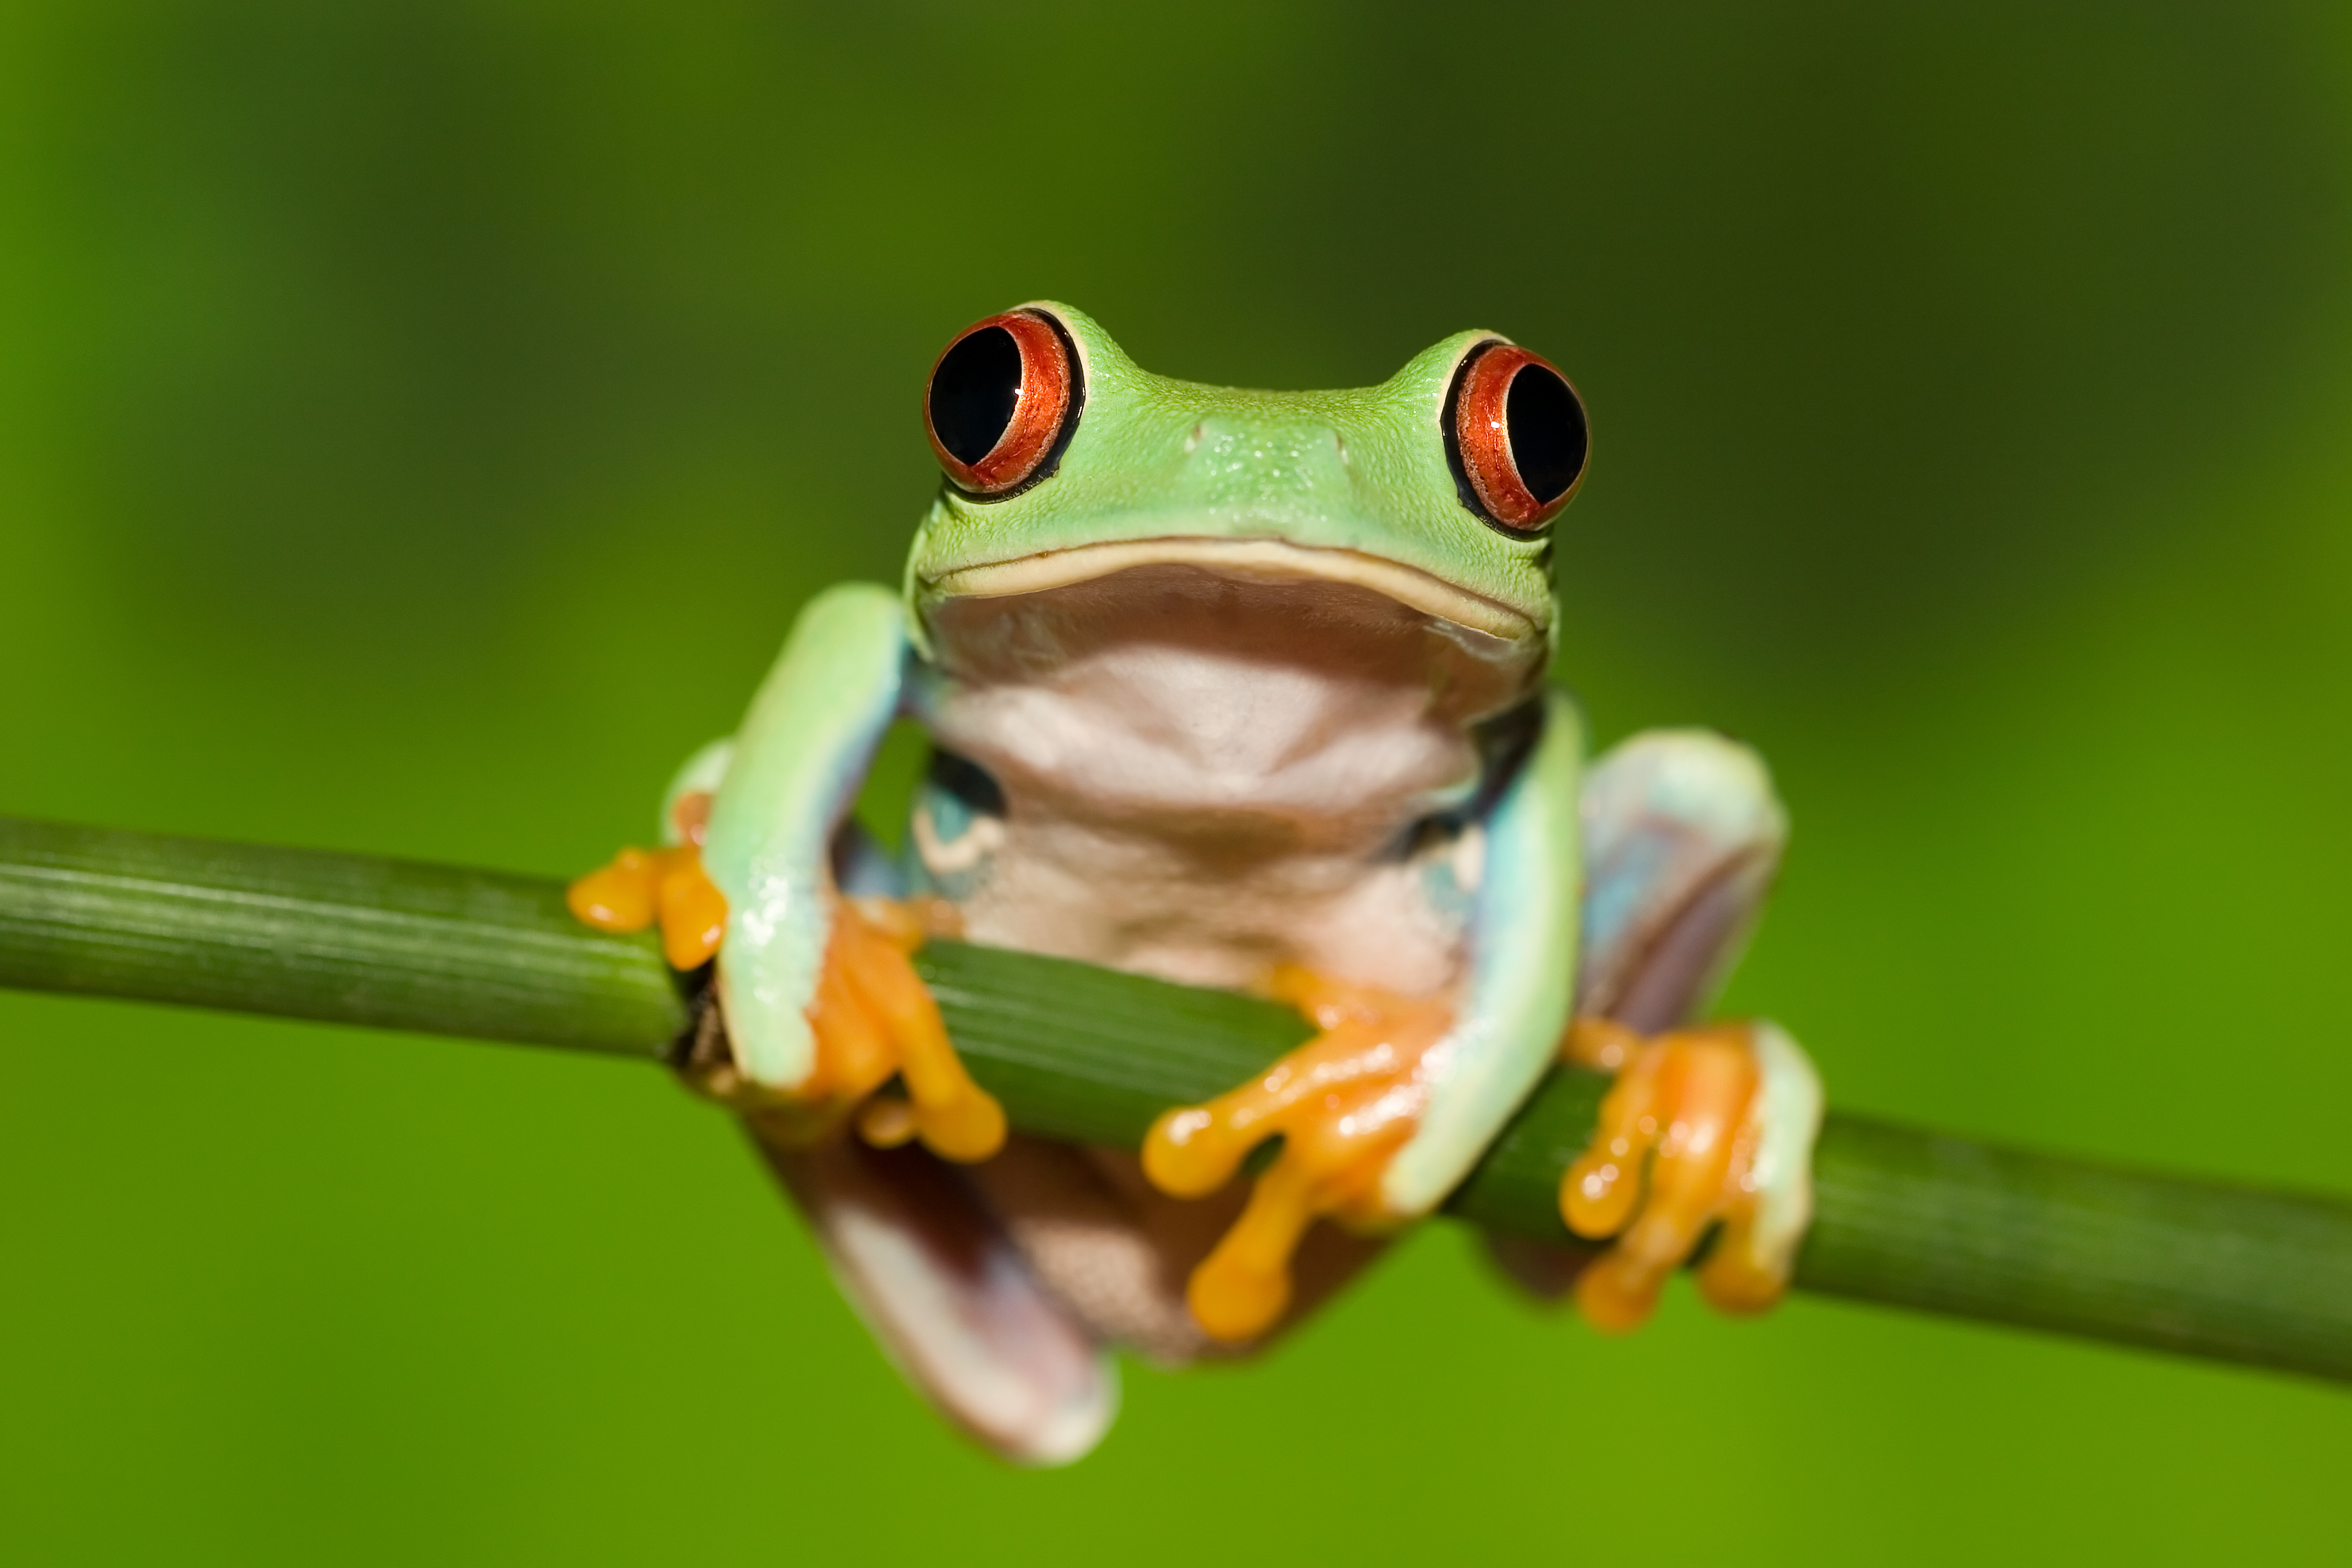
[1488,727,1788,1299]
[744,1118,1118,1466]
[1493,728,1824,1327]
[959,1132,1393,1366]
[677,823,1106,1461]
[1574,727,1788,1031]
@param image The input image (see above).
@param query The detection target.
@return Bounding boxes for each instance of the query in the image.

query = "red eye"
[1444,341,1589,533]
[923,309,1082,498]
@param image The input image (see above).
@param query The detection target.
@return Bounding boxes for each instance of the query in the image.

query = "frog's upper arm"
[1382,689,1583,1214]
[701,581,912,1088]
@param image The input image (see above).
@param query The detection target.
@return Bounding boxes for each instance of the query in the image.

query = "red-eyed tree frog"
[572,305,1822,1463]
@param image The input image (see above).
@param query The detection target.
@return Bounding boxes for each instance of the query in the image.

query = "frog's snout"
[1178,418,1347,466]
[1175,415,1354,506]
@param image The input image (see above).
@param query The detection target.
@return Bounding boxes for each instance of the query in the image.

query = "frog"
[571,303,1823,1465]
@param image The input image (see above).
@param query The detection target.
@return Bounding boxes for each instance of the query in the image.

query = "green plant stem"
[4,814,2351,1384]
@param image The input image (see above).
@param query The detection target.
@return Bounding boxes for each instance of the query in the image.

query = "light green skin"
[691,303,1584,1218]
[903,302,1557,651]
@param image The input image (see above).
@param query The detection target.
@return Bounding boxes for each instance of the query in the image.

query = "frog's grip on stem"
[569,846,727,971]
[1143,966,1453,1344]
[1558,1016,1822,1329]
[568,838,1004,1165]
[815,896,1006,1163]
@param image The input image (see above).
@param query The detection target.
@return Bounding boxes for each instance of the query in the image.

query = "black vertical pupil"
[930,326,1024,465]
[1505,366,1589,504]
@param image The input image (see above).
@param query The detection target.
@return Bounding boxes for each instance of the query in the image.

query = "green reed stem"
[4,814,2350,1383]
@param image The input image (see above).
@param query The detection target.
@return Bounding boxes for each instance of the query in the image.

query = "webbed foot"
[1141,967,1452,1343]
[1559,1016,1820,1329]
[569,796,1004,1163]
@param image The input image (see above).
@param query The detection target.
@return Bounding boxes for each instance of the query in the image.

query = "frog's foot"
[1558,1016,1822,1330]
[570,823,1003,1163]
[1481,725,1800,1306]
[1141,966,1452,1343]
[795,894,1006,1162]
[568,842,731,971]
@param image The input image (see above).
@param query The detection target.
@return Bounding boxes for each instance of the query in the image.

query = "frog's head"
[902,302,1588,686]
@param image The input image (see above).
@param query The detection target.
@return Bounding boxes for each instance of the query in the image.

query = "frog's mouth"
[924,537,1542,647]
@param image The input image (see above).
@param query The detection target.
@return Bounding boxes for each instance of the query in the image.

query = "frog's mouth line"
[923,537,1541,646]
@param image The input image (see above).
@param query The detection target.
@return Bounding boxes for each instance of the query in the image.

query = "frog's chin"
[923,537,1542,651]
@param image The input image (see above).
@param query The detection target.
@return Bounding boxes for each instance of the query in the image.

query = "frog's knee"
[1579,730,1788,1029]
[1584,728,1785,855]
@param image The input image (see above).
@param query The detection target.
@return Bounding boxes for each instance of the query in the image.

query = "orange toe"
[1558,1019,1771,1331]
[568,847,667,932]
[655,854,728,969]
[804,896,1005,1164]
[570,840,730,971]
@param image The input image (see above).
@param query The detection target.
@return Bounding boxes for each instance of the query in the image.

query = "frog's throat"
[922,537,1541,649]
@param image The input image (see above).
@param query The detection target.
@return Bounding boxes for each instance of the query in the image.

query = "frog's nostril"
[1184,422,1205,454]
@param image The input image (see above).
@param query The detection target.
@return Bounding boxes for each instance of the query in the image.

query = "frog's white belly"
[917,565,1537,995]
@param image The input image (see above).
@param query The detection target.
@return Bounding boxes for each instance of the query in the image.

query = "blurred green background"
[4,3,2351,1562]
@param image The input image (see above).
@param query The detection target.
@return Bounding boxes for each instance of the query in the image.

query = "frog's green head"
[902,302,1588,670]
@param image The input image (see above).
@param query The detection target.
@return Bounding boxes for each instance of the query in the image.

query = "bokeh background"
[5,4,2351,1562]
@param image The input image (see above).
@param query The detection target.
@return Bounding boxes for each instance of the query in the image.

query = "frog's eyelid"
[1442,340,1590,535]
[924,308,1086,502]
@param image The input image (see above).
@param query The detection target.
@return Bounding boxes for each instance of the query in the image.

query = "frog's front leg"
[571,586,1114,1461]
[570,581,1003,1156]
[1142,709,1825,1345]
[1141,692,1589,1342]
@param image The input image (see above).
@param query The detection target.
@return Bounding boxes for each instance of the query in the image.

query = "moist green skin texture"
[903,302,1556,656]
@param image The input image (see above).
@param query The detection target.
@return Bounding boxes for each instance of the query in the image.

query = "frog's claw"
[1558,1016,1821,1329]
[1141,966,1452,1343]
